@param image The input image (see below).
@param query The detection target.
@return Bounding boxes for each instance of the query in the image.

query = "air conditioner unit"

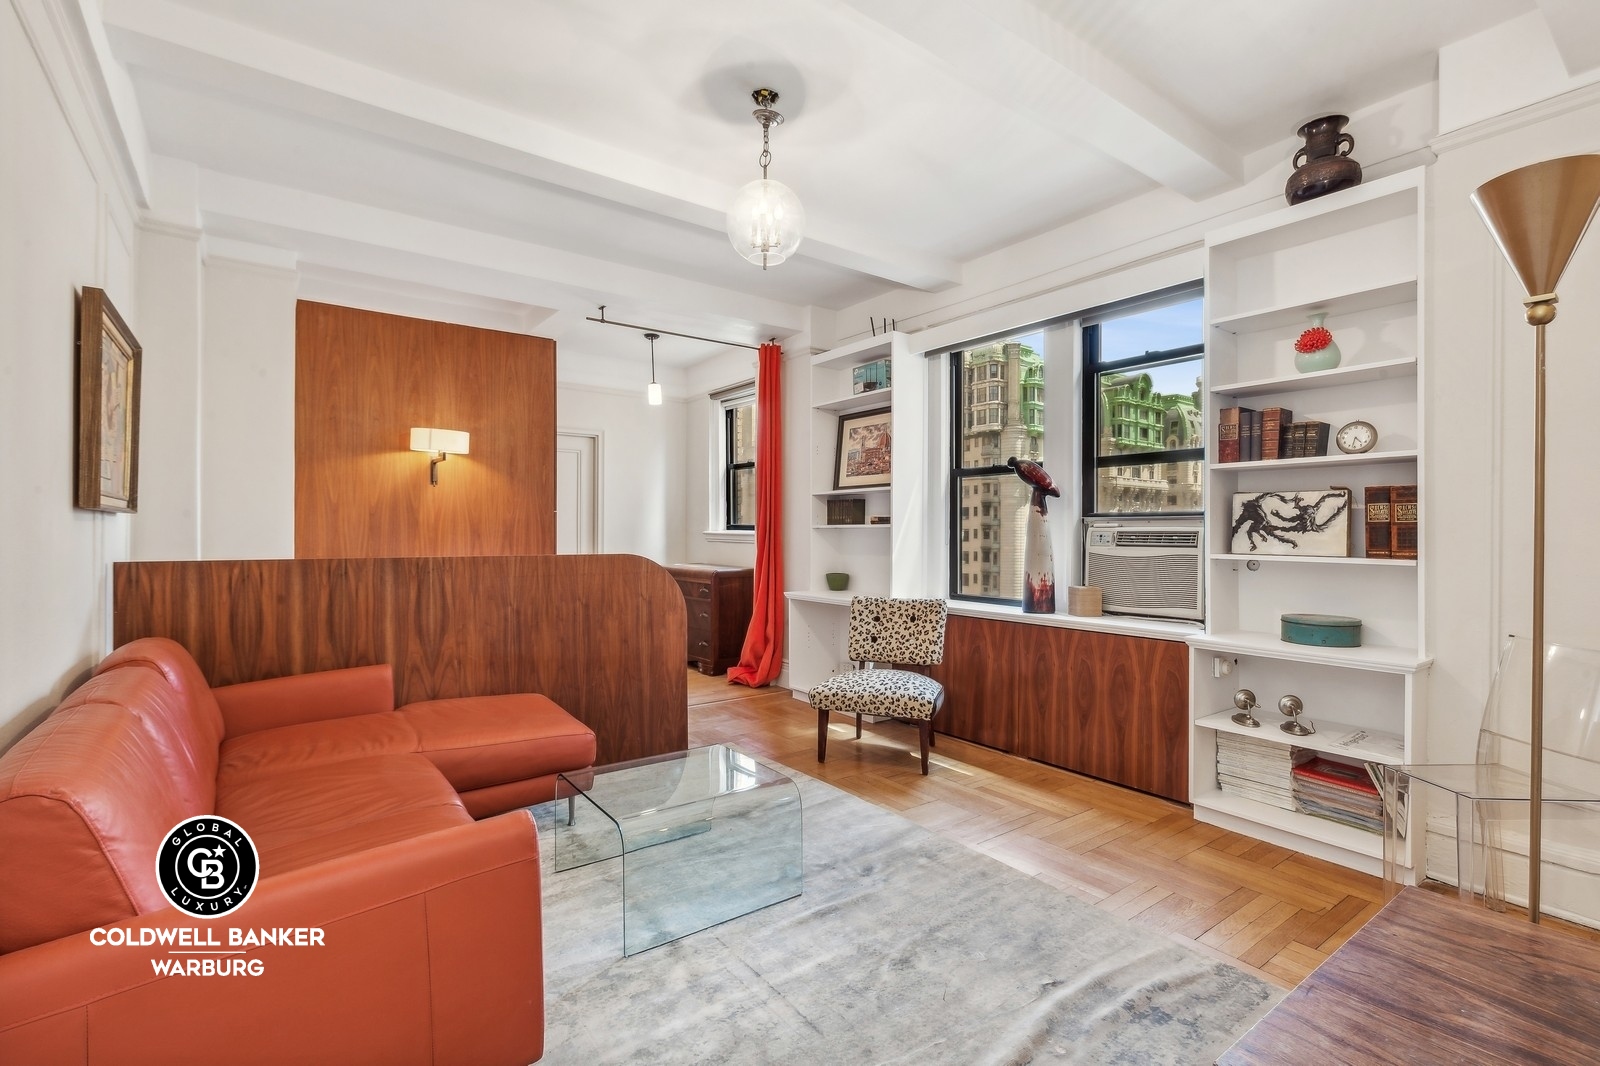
[1083,522,1204,621]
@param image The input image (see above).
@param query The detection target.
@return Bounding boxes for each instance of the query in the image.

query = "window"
[949,330,1046,604]
[723,391,757,530]
[1081,290,1204,516]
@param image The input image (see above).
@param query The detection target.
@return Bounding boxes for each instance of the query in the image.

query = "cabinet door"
[930,615,1019,753]
[1064,631,1188,801]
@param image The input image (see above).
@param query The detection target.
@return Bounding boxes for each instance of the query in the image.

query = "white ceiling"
[98,0,1548,368]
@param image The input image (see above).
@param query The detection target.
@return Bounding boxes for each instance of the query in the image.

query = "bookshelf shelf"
[1195,710,1404,763]
[1192,789,1383,861]
[812,486,890,499]
[1193,166,1428,879]
[1211,356,1417,399]
[1210,448,1418,471]
[1210,553,1416,567]
[815,387,893,414]
[1210,279,1417,335]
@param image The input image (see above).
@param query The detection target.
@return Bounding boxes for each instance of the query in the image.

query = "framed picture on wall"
[76,287,143,513]
[834,407,892,489]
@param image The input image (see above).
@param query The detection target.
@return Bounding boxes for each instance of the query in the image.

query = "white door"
[555,431,599,554]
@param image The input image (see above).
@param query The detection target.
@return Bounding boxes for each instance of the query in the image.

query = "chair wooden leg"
[855,713,862,739]
[817,706,829,763]
[918,719,933,775]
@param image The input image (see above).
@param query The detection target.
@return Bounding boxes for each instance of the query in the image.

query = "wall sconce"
[409,427,469,486]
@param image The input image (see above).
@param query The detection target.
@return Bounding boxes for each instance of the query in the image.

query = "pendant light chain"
[759,117,771,179]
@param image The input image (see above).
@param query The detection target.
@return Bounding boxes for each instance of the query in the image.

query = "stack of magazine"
[1216,732,1313,811]
[1292,756,1384,833]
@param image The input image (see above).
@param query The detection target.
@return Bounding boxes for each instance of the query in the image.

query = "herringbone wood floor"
[687,671,1385,990]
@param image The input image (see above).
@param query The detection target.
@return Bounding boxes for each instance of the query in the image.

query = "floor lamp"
[1471,154,1600,923]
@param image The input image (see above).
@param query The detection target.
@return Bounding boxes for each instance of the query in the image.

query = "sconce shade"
[1471,154,1600,299]
[409,427,470,455]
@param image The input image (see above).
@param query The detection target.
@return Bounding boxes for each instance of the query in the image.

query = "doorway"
[555,431,600,554]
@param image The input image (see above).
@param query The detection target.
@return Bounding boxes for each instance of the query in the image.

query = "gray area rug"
[533,769,1281,1065]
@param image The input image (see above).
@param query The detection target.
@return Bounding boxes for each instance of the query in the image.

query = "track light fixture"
[645,332,662,405]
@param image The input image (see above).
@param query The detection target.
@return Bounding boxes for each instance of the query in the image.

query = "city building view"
[1095,370,1204,513]
[955,334,1203,602]
[956,339,1044,600]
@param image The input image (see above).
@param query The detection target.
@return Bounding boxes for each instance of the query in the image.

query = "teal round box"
[1280,613,1362,648]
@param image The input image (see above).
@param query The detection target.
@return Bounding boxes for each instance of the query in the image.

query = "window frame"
[721,388,757,532]
[1079,292,1205,520]
[947,335,1049,607]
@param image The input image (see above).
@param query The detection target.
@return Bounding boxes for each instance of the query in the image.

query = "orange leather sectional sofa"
[0,637,596,1064]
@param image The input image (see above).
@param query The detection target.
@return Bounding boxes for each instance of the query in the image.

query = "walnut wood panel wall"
[113,555,686,765]
[294,301,556,558]
[930,616,1189,801]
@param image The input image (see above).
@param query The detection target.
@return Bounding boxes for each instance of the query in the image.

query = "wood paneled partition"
[295,301,556,558]
[113,555,686,764]
[930,616,1189,801]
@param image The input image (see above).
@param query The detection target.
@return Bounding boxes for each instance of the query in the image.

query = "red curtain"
[728,343,785,687]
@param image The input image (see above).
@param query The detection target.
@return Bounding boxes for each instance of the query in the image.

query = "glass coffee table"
[554,744,803,956]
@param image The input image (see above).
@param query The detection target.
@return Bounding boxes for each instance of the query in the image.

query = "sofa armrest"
[213,664,395,737]
[0,811,543,1066]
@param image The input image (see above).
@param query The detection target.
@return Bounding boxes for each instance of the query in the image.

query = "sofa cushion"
[216,754,471,877]
[0,704,195,953]
[398,695,598,792]
[93,638,224,789]
[218,714,417,783]
[219,695,597,798]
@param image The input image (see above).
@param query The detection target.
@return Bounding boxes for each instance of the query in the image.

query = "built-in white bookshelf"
[787,332,932,697]
[1190,167,1431,877]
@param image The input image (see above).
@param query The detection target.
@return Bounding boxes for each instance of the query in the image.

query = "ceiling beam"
[1539,0,1600,76]
[101,0,961,290]
[193,168,809,340]
[840,0,1242,199]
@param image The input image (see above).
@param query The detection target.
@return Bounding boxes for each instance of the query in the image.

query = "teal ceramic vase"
[1294,312,1341,373]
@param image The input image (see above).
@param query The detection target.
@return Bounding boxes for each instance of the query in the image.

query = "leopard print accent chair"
[810,597,949,775]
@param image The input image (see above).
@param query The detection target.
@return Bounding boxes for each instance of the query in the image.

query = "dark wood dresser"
[665,564,754,675]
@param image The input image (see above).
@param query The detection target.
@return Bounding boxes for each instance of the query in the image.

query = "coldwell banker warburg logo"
[157,816,259,917]
[89,817,326,976]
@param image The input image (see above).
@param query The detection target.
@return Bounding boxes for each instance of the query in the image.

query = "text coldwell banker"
[91,925,325,976]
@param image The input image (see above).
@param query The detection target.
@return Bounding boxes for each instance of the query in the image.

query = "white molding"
[1431,79,1600,155]
[10,0,145,212]
[702,530,755,544]
[137,217,202,242]
[202,236,299,273]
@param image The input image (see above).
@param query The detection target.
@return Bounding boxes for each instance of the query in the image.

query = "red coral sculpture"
[1295,326,1333,354]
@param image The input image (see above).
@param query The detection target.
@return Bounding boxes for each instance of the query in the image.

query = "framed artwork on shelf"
[1229,488,1351,556]
[76,287,142,513]
[834,407,892,489]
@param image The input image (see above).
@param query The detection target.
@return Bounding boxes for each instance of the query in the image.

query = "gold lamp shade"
[1471,154,1600,301]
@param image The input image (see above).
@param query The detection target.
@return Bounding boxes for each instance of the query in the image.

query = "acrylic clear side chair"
[1382,637,1600,910]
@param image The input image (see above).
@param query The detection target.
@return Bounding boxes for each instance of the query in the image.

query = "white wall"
[681,346,760,568]
[557,383,688,563]
[133,221,202,560]
[198,255,297,559]
[1427,90,1600,924]
[0,0,139,748]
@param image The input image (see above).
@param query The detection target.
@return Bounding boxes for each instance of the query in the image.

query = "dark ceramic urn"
[1285,115,1362,205]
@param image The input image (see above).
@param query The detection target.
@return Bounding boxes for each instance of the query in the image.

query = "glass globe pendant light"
[726,88,805,269]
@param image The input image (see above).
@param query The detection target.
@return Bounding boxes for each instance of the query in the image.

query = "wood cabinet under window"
[666,564,754,675]
[931,615,1189,801]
